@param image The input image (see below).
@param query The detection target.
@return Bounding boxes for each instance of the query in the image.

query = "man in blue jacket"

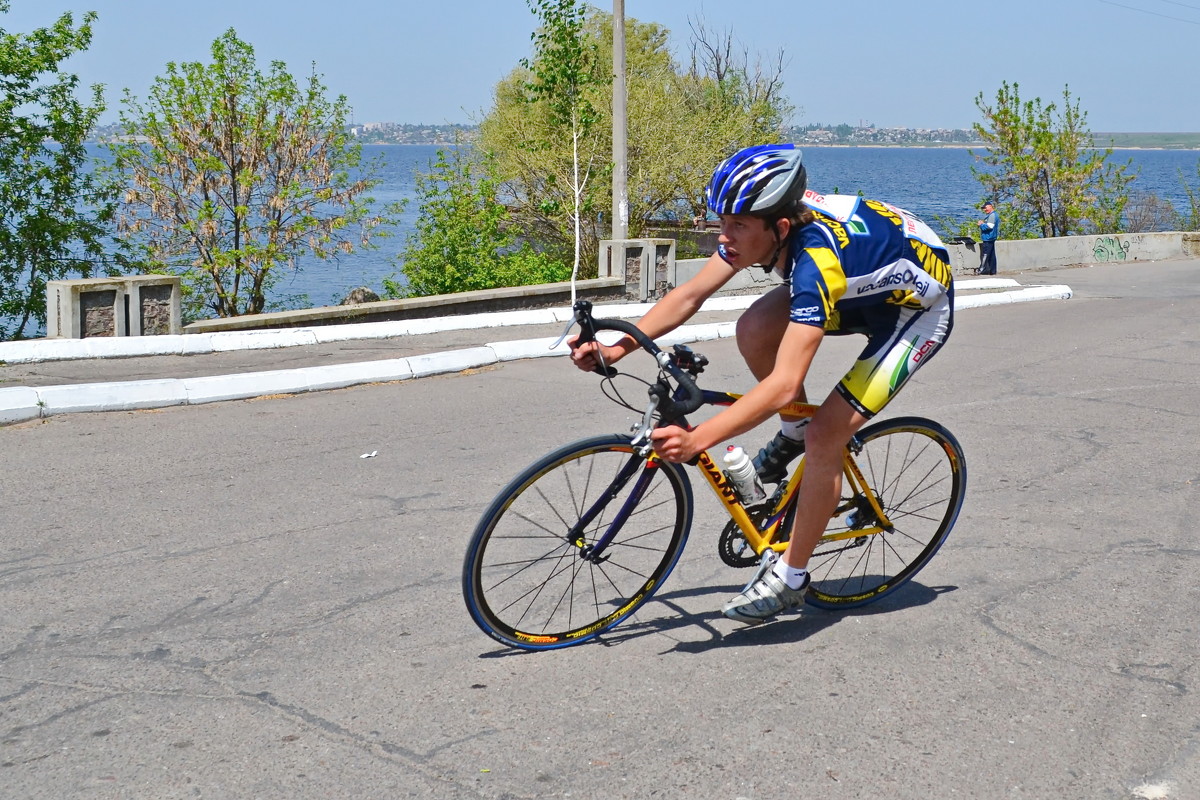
[977,201,999,275]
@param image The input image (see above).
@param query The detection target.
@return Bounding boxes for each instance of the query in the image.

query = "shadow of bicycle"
[474,580,958,658]
[656,580,957,653]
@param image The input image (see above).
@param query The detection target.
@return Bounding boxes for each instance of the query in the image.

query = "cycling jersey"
[781,191,955,417]
[783,191,953,331]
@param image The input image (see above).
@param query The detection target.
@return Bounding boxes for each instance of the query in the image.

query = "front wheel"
[806,416,967,609]
[463,434,694,650]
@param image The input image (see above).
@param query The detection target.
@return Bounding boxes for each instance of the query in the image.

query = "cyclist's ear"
[774,217,791,241]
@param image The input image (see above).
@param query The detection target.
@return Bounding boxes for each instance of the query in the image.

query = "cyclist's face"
[718,214,779,269]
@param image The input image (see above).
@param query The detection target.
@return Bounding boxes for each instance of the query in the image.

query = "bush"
[386,147,569,298]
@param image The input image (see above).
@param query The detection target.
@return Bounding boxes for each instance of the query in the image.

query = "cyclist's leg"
[736,285,797,388]
[736,286,810,478]
[778,391,868,569]
[724,297,954,622]
[800,298,953,562]
[722,392,866,623]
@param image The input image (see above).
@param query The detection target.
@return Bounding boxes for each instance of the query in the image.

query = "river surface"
[276,144,1198,306]
[7,145,1199,338]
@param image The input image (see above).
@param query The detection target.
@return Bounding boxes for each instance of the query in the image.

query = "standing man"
[977,200,1000,275]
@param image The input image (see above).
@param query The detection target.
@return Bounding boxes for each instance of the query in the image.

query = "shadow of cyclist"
[657,582,957,654]
[474,582,956,657]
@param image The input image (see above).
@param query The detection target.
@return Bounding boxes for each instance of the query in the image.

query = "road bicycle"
[462,301,967,651]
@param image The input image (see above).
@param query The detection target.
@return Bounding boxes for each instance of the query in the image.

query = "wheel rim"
[467,440,690,648]
[808,422,964,607]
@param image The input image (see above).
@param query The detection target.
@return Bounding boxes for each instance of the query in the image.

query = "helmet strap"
[760,219,790,274]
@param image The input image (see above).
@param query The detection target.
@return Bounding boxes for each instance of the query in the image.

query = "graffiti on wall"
[1093,236,1131,262]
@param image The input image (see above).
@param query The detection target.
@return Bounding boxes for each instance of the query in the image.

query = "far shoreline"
[361,141,1200,152]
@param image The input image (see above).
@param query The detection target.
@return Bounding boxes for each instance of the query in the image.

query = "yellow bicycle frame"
[682,399,894,556]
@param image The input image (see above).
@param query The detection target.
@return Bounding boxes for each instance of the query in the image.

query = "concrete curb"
[0,278,1024,365]
[0,387,42,425]
[956,284,1073,309]
[0,280,1066,426]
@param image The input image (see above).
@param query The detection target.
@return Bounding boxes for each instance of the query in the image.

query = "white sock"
[780,418,809,442]
[771,559,810,590]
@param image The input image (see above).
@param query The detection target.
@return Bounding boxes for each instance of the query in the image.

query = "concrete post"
[47,276,182,338]
[598,239,677,301]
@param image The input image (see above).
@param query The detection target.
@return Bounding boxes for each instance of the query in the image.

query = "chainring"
[717,519,761,568]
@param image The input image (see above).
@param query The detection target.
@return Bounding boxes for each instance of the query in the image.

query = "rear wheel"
[463,434,693,650]
[805,417,966,609]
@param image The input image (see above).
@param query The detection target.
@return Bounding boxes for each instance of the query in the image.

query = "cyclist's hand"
[568,336,619,373]
[650,425,699,463]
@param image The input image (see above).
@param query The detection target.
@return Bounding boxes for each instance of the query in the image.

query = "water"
[804,146,1200,226]
[7,144,1200,336]
[283,144,1198,306]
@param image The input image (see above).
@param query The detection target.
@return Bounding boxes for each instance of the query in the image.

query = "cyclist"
[569,144,954,623]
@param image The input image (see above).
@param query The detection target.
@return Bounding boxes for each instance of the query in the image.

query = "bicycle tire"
[463,434,694,650]
[805,416,967,609]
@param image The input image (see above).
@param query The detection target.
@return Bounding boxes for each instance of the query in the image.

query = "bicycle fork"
[566,453,661,563]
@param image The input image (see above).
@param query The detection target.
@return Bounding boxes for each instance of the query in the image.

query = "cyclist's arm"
[570,252,737,370]
[650,321,824,461]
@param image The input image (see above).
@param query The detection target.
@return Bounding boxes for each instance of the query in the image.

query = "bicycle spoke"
[464,435,693,649]
[807,419,965,609]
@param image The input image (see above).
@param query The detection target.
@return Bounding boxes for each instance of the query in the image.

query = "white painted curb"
[297,359,414,391]
[36,379,187,415]
[406,346,498,378]
[486,337,570,361]
[0,281,1071,425]
[956,284,1073,309]
[0,387,42,425]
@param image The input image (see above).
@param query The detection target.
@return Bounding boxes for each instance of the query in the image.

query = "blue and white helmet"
[705,144,807,218]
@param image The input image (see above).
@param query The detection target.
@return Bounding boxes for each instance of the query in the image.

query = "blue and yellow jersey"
[785,192,954,330]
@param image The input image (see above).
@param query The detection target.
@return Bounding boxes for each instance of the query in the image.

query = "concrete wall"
[185,277,625,334]
[182,231,1200,334]
[949,231,1199,272]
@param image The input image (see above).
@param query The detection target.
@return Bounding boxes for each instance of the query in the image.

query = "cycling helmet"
[706,144,807,219]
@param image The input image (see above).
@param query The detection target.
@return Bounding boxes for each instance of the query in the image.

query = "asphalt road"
[1,261,1196,800]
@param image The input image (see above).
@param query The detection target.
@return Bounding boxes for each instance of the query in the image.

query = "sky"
[3,0,1200,132]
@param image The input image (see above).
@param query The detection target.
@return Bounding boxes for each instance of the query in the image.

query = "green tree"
[0,3,123,340]
[110,29,399,319]
[386,146,568,298]
[480,9,789,276]
[971,82,1133,239]
[520,0,607,280]
[1180,161,1200,231]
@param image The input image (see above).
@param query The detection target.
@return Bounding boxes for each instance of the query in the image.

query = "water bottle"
[723,445,767,506]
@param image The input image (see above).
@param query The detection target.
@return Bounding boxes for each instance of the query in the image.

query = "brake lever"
[630,393,661,456]
[549,316,575,351]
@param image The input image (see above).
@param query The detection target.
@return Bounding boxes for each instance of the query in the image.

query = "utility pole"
[611,0,628,241]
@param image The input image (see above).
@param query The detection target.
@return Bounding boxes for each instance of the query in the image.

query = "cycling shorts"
[829,288,954,418]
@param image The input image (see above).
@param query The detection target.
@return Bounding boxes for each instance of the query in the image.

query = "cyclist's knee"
[736,287,789,376]
[803,419,845,459]
[806,399,868,456]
